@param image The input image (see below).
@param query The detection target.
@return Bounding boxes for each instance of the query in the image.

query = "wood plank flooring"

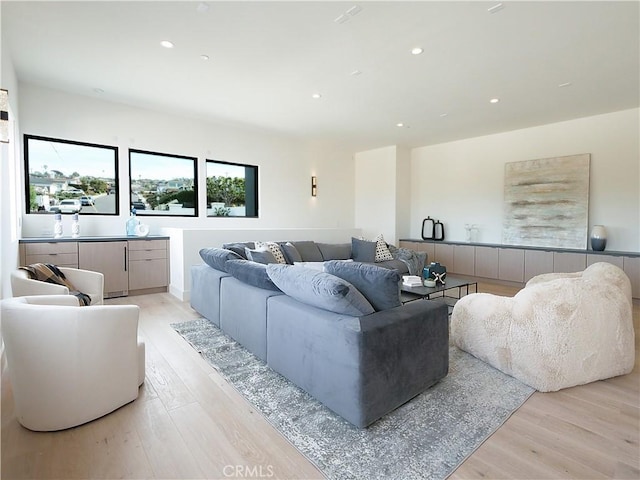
[1,283,638,479]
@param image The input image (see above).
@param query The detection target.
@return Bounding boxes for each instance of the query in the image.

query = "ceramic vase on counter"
[590,225,607,251]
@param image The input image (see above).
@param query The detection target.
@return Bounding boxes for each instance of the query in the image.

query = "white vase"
[590,225,607,251]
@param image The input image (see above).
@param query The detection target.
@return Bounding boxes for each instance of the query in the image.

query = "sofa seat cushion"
[200,247,243,273]
[324,260,401,312]
[266,264,375,316]
[226,259,281,292]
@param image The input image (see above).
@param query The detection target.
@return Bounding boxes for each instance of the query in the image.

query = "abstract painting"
[503,154,590,249]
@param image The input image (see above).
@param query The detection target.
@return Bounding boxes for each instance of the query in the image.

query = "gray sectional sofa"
[189,239,448,428]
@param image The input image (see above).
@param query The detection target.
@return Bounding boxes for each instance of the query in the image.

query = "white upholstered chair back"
[10,267,104,305]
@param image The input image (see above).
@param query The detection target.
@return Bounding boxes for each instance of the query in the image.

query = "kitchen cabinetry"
[79,241,129,298]
[19,236,169,298]
[524,250,554,282]
[474,246,499,279]
[433,243,454,269]
[453,245,475,276]
[128,239,169,291]
[21,241,79,268]
[498,248,524,282]
[553,252,586,273]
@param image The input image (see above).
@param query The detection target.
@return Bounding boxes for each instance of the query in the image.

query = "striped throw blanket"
[19,263,92,306]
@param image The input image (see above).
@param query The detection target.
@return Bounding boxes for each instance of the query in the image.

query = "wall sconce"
[0,89,8,144]
[311,176,317,197]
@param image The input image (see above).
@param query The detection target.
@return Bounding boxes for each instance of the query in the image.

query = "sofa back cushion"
[200,247,243,273]
[290,241,324,262]
[317,242,352,260]
[351,237,377,263]
[266,264,374,316]
[222,242,254,259]
[280,242,302,264]
[226,259,281,292]
[324,260,401,311]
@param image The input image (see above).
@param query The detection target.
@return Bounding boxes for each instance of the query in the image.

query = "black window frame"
[128,148,199,217]
[206,158,259,218]
[23,134,120,216]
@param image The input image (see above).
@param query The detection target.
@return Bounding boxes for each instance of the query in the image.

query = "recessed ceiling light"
[558,82,572,88]
[488,3,504,14]
[350,69,362,76]
[312,93,322,99]
[200,54,210,61]
[160,40,174,49]
[440,113,448,117]
[396,123,404,127]
[490,98,500,104]
[411,47,424,55]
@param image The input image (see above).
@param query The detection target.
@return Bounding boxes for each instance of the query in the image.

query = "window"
[24,135,119,215]
[206,159,258,217]
[129,149,198,216]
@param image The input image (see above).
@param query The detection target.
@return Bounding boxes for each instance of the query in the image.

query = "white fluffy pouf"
[450,262,635,392]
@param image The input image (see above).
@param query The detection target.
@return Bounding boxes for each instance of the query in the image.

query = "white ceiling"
[2,1,639,152]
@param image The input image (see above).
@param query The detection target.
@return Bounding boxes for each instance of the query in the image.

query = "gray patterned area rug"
[171,318,534,480]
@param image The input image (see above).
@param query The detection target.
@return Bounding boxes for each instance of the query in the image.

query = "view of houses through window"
[24,136,258,218]
[24,135,119,215]
[129,149,198,217]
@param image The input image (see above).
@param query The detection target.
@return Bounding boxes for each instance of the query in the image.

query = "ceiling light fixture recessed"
[490,98,500,104]
[440,113,448,117]
[312,93,322,99]
[558,82,572,88]
[160,40,174,49]
[200,54,210,61]
[411,47,424,55]
[488,3,504,14]
[396,123,404,127]
[350,69,362,76]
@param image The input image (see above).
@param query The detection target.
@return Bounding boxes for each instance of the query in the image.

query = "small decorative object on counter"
[135,223,150,237]
[433,220,445,241]
[421,217,435,240]
[54,213,63,238]
[126,207,139,236]
[71,213,80,238]
[590,225,607,251]
[424,262,447,285]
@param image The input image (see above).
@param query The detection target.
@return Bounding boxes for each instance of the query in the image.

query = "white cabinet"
[475,246,499,279]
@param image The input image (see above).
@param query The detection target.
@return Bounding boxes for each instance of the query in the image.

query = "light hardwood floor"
[2,284,638,479]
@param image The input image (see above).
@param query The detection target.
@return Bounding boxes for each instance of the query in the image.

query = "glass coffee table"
[400,275,478,315]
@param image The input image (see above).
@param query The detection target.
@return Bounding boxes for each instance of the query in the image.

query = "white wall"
[410,108,640,252]
[355,146,398,244]
[17,83,356,238]
[0,27,21,298]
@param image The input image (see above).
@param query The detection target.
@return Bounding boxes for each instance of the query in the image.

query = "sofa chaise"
[189,239,447,428]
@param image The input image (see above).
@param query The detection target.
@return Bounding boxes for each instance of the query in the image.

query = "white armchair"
[11,267,104,305]
[1,295,145,431]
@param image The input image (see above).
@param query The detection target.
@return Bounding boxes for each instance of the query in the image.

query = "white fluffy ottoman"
[451,262,635,392]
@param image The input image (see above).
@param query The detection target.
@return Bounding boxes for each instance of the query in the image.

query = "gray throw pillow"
[199,247,243,273]
[317,242,352,260]
[245,248,277,264]
[266,264,375,316]
[291,241,324,262]
[222,242,254,259]
[324,260,401,311]
[226,259,281,291]
[280,242,302,264]
[351,237,376,263]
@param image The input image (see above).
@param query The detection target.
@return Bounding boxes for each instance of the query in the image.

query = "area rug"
[172,318,534,480]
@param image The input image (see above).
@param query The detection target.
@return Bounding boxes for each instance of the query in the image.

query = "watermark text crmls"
[223,464,275,478]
